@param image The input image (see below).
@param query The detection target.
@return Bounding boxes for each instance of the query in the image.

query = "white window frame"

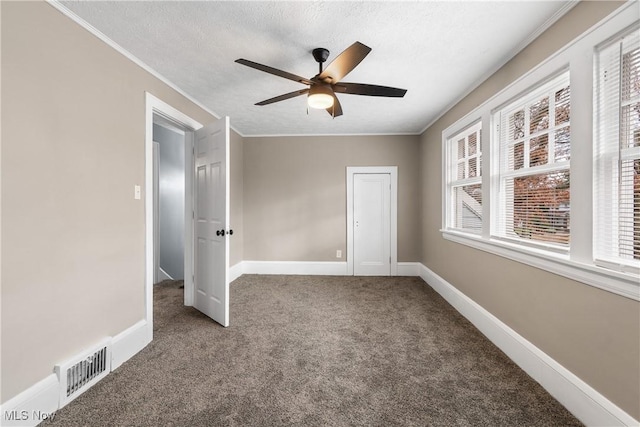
[441,2,639,301]
[493,71,571,253]
[444,121,483,234]
[594,26,640,274]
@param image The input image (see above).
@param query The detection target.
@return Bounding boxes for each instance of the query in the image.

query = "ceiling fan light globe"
[308,93,334,109]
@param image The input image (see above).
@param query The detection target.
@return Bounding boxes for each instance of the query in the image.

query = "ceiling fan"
[235,42,407,117]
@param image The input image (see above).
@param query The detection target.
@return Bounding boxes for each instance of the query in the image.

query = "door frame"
[346,166,398,276]
[145,92,203,332]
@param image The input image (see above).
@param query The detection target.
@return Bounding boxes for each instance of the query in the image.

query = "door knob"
[227,229,234,235]
[216,229,225,236]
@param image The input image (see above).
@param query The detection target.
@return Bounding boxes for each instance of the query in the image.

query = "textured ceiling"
[58,1,573,136]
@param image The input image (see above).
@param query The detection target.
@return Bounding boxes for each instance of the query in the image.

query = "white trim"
[440,2,640,300]
[397,262,421,276]
[443,230,639,301]
[157,267,173,282]
[226,261,421,278]
[0,375,59,427]
[242,261,348,276]
[419,263,639,427]
[111,320,151,371]
[0,320,152,426]
[44,1,251,138]
[440,2,639,140]
[183,131,195,307]
[45,0,576,139]
[346,166,398,276]
[419,1,579,135]
[229,262,244,283]
[243,132,421,138]
[154,115,186,136]
[145,93,203,328]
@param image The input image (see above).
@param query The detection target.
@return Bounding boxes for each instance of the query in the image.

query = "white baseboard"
[234,261,422,277]
[111,320,151,370]
[157,267,173,282]
[229,262,243,283]
[419,263,639,427]
[242,260,348,276]
[397,262,421,276]
[1,320,152,426]
[0,375,59,427]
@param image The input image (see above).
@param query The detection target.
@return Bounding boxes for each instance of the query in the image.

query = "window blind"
[594,27,640,272]
[495,72,571,248]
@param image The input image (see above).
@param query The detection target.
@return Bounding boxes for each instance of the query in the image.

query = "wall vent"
[54,338,112,408]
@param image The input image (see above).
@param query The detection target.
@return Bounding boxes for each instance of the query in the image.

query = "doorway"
[153,114,186,284]
[346,166,398,276]
[145,92,231,332]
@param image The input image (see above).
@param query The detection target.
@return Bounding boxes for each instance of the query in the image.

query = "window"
[494,72,571,249]
[440,3,639,299]
[445,122,482,234]
[595,27,640,273]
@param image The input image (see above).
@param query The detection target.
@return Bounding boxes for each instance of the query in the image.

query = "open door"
[193,117,230,327]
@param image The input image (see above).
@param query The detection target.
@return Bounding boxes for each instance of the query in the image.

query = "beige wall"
[243,135,421,262]
[420,0,639,419]
[3,0,638,421]
[0,2,221,402]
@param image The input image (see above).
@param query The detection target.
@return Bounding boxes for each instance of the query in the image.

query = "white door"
[193,117,230,327]
[353,173,391,276]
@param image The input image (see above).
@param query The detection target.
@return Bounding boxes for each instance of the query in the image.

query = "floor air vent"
[55,338,112,408]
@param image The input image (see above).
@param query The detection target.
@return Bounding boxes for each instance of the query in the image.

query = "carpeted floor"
[47,275,582,426]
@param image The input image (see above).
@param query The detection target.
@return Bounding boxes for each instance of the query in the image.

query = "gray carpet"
[48,275,582,426]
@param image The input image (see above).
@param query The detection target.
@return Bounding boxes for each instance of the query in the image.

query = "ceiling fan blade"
[318,42,371,84]
[334,82,407,97]
[235,59,313,85]
[326,94,343,118]
[255,89,310,106]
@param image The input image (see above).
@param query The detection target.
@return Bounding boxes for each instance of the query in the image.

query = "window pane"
[530,134,549,167]
[619,159,640,259]
[512,142,525,170]
[622,46,640,102]
[555,126,571,162]
[511,110,525,141]
[621,103,640,149]
[468,132,477,155]
[469,157,477,178]
[530,96,549,134]
[454,184,482,232]
[555,86,571,125]
[457,162,465,180]
[447,122,482,234]
[509,170,570,245]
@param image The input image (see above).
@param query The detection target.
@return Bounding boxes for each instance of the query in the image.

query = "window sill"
[441,229,640,301]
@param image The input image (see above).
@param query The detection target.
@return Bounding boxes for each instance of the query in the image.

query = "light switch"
[134,185,141,200]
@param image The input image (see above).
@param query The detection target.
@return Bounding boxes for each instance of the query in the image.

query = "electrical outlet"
[134,185,141,200]
[336,250,342,258]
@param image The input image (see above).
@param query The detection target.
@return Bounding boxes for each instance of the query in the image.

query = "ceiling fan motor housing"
[312,48,330,63]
